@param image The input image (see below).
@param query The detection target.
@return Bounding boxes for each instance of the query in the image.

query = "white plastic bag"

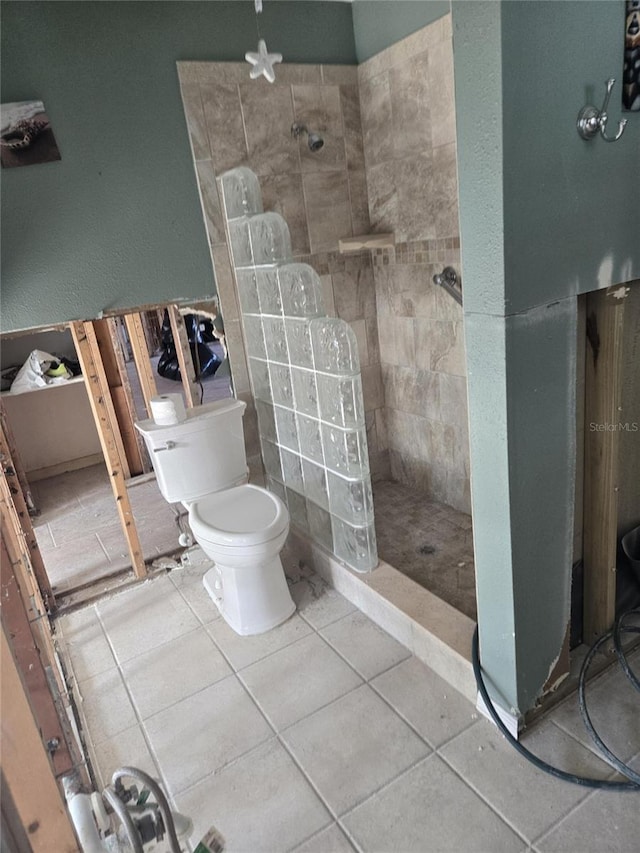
[9,349,72,394]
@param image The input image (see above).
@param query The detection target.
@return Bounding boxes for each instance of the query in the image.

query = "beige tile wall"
[358,16,471,513]
[178,23,469,511]
[178,62,387,478]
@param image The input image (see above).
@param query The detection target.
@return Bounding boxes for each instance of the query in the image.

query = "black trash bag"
[616,524,640,614]
[157,343,181,382]
[60,356,82,376]
[194,340,221,378]
[157,310,222,382]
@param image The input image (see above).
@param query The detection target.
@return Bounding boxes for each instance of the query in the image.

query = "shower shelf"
[338,233,395,253]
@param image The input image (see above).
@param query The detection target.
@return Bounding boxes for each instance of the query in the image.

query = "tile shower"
[177,14,475,616]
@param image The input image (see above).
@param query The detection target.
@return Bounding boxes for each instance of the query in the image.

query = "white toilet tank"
[135,398,248,503]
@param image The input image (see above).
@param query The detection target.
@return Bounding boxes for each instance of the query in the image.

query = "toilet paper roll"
[149,393,187,426]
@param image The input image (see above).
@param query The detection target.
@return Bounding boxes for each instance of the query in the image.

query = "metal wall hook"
[577,79,628,142]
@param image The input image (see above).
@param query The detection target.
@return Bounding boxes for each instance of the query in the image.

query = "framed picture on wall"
[0,100,62,168]
[623,0,640,110]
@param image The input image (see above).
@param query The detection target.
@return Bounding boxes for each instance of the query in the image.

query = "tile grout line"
[199,589,428,835]
[95,532,112,561]
[94,604,172,796]
[430,713,483,753]
[368,673,480,753]
[431,749,530,848]
[182,607,348,829]
[548,712,638,769]
[56,605,128,790]
[545,717,635,775]
[337,751,435,823]
[528,784,605,850]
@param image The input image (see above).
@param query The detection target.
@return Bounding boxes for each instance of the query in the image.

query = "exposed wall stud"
[93,318,145,474]
[124,312,158,416]
[583,286,627,640]
[70,322,146,579]
[168,305,200,408]
[1,620,79,853]
[0,410,55,611]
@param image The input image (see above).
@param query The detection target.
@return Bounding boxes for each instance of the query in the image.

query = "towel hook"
[577,79,628,142]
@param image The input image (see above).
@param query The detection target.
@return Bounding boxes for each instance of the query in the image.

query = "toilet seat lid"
[189,484,288,547]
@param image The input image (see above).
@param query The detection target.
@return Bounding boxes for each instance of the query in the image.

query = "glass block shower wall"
[219,167,378,573]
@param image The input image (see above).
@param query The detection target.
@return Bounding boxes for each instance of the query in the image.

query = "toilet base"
[202,558,295,636]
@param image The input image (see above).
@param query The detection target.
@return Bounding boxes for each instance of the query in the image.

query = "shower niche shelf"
[338,233,395,254]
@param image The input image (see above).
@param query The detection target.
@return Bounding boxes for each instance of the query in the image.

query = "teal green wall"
[352,0,449,62]
[502,1,639,313]
[0,1,356,333]
[454,0,638,715]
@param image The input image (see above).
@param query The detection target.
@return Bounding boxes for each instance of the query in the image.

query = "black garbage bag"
[157,310,222,382]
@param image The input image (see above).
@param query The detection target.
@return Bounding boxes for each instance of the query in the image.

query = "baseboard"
[26,453,104,482]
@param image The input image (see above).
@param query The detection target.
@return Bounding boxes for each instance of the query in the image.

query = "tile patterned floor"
[373,480,476,620]
[55,560,639,853]
[31,465,186,592]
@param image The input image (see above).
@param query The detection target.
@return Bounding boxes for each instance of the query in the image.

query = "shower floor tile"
[32,464,186,593]
[373,479,476,620]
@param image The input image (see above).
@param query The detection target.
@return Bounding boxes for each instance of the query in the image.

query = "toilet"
[135,398,295,635]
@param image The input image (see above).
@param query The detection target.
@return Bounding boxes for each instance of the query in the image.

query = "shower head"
[291,122,324,152]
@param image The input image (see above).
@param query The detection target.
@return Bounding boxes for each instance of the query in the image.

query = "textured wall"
[454,0,639,714]
[358,16,470,513]
[178,61,386,476]
[0,1,356,333]
[352,1,450,62]
[501,1,640,313]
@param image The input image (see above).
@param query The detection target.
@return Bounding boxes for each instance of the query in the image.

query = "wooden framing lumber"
[0,399,37,515]
[87,322,130,479]
[0,472,78,758]
[1,470,51,626]
[124,312,158,416]
[0,414,55,611]
[1,620,79,853]
[583,285,627,641]
[167,304,199,408]
[93,319,145,475]
[1,538,74,777]
[70,322,146,579]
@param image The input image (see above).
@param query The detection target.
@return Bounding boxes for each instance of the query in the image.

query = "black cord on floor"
[472,610,640,791]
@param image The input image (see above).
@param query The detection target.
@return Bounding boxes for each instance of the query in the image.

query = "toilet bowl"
[189,484,294,635]
[135,398,295,636]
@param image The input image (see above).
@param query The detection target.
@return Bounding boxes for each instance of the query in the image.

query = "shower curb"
[287,531,477,704]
